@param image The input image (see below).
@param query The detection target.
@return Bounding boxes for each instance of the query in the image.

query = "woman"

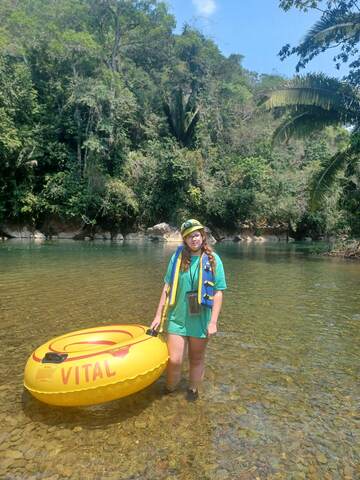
[151,219,227,401]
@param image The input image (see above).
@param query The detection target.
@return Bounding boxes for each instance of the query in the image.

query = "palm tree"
[295,10,360,62]
[163,89,200,148]
[259,73,360,207]
[279,7,360,85]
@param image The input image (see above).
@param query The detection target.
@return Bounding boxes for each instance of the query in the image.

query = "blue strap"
[200,255,214,308]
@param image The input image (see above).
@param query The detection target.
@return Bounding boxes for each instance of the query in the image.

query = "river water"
[0,240,359,480]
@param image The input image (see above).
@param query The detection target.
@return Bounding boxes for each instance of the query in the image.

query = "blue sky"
[166,0,347,78]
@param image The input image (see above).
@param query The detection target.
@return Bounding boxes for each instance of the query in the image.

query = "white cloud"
[192,0,217,17]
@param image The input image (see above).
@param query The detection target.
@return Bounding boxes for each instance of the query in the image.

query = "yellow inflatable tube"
[24,324,168,407]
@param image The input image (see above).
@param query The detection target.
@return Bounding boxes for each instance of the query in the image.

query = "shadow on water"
[21,381,163,429]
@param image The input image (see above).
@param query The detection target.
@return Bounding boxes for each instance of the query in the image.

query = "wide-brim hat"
[180,219,204,238]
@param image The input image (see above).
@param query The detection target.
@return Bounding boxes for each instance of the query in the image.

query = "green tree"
[0,57,38,223]
[260,73,360,233]
[0,0,350,239]
[279,0,360,85]
[100,178,139,231]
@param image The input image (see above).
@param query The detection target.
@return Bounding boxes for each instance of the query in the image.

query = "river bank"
[323,239,360,260]
[2,222,359,260]
[0,221,296,243]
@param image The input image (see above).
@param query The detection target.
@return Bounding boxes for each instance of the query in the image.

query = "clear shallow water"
[0,240,359,480]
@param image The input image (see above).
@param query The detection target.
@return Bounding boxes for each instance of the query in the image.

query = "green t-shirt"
[164,251,227,338]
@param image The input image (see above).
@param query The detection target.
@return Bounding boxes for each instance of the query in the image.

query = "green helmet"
[180,219,204,238]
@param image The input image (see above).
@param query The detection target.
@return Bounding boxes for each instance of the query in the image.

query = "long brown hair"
[180,229,216,272]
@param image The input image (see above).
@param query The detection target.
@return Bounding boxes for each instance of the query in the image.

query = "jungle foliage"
[259,0,360,235]
[0,0,356,237]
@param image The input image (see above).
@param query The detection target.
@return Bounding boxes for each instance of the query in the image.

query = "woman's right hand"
[150,317,161,331]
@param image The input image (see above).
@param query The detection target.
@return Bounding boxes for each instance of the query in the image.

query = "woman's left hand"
[207,322,217,337]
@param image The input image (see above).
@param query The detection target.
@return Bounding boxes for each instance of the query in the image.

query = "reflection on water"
[0,240,359,479]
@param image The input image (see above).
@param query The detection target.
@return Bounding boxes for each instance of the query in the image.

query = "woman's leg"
[188,337,208,391]
[166,334,187,390]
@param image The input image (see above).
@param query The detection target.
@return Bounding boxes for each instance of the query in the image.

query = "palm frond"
[310,146,358,209]
[163,89,200,147]
[300,11,360,53]
[260,74,360,121]
[175,89,185,139]
[273,107,343,144]
[163,101,176,137]
[183,107,200,145]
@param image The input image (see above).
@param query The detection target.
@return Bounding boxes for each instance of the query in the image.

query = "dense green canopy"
[0,0,355,238]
